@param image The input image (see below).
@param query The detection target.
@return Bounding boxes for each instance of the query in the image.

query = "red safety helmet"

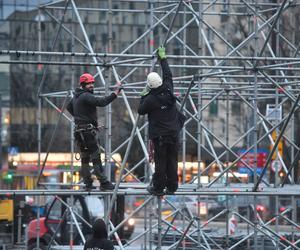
[79,73,95,85]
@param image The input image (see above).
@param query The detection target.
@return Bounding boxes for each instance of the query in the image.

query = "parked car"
[27,195,135,249]
[209,196,271,221]
[162,195,219,218]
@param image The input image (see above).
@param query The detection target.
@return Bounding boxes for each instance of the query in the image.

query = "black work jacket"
[84,219,115,250]
[138,59,180,139]
[83,238,114,250]
[67,88,117,127]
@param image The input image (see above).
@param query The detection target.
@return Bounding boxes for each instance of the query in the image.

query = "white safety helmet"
[147,72,162,89]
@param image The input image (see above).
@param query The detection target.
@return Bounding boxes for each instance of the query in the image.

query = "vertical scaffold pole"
[69,5,76,247]
[181,5,187,249]
[253,1,259,248]
[197,1,204,246]
[148,2,154,249]
[104,0,113,234]
[36,6,42,249]
[225,89,230,248]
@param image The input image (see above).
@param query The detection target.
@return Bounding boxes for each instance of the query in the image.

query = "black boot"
[147,184,164,196]
[165,188,176,195]
[84,179,95,191]
[81,165,94,190]
[165,183,178,195]
[93,164,115,190]
[147,174,165,196]
[100,181,115,191]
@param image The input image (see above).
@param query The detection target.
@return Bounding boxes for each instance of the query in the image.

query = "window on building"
[137,27,143,37]
[113,4,118,15]
[206,28,215,51]
[222,0,229,13]
[296,13,300,46]
[209,100,218,116]
[173,47,180,55]
[129,2,135,10]
[220,0,229,22]
[231,101,241,116]
[89,34,96,46]
[101,33,108,45]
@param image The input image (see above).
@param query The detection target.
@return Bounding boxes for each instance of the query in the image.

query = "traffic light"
[270,130,283,160]
[3,172,13,184]
[279,170,284,178]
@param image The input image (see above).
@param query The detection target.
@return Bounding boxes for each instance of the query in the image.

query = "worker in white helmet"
[138,46,182,196]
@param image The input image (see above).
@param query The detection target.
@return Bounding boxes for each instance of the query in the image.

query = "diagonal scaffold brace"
[253,92,300,191]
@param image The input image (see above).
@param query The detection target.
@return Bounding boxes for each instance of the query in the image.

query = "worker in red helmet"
[67,73,122,190]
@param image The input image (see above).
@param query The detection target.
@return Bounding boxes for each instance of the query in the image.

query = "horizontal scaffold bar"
[2,60,300,72]
[2,187,300,196]
[41,1,292,10]
[2,50,300,62]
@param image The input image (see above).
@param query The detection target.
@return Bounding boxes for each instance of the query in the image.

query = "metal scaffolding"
[2,0,300,249]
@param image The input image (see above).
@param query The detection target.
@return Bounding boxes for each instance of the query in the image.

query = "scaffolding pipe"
[253,93,300,191]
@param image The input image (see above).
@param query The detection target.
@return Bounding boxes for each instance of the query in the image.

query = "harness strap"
[75,123,95,132]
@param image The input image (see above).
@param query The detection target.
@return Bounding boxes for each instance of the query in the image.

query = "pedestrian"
[84,218,115,250]
[67,73,122,190]
[138,46,182,196]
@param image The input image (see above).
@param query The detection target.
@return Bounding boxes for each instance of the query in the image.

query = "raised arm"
[85,92,117,107]
[157,46,173,92]
[84,82,123,107]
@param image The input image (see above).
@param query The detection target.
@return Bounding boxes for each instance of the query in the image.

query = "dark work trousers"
[74,128,108,185]
[152,135,179,192]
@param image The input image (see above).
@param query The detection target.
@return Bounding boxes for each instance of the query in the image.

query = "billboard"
[237,149,268,169]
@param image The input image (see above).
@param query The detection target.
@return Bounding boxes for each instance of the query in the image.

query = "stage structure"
[1,0,300,249]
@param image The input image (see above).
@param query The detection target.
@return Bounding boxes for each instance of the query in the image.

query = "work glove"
[157,46,167,60]
[114,82,123,95]
[140,85,150,96]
